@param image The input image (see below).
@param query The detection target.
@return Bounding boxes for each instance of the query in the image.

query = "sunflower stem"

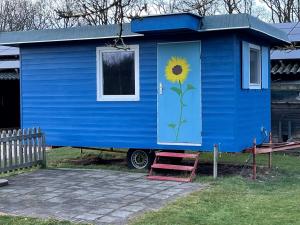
[175,81,184,141]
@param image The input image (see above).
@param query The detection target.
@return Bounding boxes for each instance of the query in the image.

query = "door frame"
[156,40,202,146]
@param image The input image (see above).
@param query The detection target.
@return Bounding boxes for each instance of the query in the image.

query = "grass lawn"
[2,147,300,225]
[0,215,87,225]
[131,152,300,225]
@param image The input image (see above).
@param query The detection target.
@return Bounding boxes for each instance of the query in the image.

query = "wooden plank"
[2,131,7,170]
[155,152,199,159]
[18,129,24,165]
[42,133,46,167]
[13,130,18,166]
[33,128,37,162]
[7,130,12,169]
[38,128,42,161]
[23,129,28,163]
[28,128,33,163]
[151,163,194,171]
[147,175,191,182]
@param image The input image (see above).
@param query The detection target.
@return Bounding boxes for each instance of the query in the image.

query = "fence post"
[33,128,37,162]
[268,132,272,169]
[2,131,7,170]
[23,129,28,164]
[41,130,46,168]
[7,130,12,169]
[252,138,257,180]
[213,144,218,179]
[13,130,18,166]
[18,129,24,166]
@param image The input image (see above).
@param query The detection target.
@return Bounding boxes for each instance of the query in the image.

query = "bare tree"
[180,0,217,16]
[261,0,299,22]
[221,0,254,14]
[55,0,147,48]
[151,0,179,14]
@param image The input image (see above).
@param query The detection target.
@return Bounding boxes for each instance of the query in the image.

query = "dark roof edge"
[0,34,143,45]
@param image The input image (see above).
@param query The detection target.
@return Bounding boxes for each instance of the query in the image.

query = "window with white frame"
[242,41,268,90]
[249,44,261,87]
[96,45,139,101]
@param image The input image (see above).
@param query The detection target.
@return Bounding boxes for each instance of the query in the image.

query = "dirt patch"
[63,153,273,179]
[66,154,126,166]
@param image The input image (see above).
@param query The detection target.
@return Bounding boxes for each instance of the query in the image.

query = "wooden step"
[151,163,194,171]
[155,152,199,159]
[147,175,191,182]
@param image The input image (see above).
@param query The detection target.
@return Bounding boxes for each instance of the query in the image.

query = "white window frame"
[249,43,261,90]
[96,45,140,101]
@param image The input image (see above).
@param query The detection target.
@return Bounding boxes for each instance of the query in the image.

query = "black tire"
[127,149,154,169]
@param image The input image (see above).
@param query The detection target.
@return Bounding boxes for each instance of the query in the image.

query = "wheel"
[127,149,154,169]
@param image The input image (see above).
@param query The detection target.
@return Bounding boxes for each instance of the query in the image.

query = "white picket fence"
[0,128,46,173]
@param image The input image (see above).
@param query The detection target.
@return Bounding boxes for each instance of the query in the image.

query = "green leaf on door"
[170,87,182,96]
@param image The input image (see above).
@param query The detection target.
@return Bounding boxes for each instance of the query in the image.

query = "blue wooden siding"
[200,36,237,152]
[20,32,269,152]
[21,41,158,149]
[234,35,271,151]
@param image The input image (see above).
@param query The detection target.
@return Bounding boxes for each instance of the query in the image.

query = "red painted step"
[155,152,198,159]
[147,175,191,182]
[151,163,194,171]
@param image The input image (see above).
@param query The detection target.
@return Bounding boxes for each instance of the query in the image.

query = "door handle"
[159,82,163,95]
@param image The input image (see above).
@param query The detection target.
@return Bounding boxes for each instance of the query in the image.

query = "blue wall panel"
[234,35,271,151]
[20,32,270,152]
[21,41,158,149]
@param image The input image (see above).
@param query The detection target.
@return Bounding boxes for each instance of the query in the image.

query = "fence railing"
[0,128,46,173]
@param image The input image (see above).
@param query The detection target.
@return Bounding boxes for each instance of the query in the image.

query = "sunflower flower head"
[165,57,190,83]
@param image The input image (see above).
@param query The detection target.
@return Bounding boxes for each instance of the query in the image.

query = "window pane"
[102,51,135,95]
[250,48,261,85]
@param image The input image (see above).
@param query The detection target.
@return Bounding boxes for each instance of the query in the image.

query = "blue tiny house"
[0,13,289,168]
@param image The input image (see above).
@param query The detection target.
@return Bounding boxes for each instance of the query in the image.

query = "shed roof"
[0,13,289,45]
[271,22,300,60]
[272,22,300,42]
[271,61,300,75]
[0,71,19,80]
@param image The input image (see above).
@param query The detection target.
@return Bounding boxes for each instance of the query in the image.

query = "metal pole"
[213,144,218,179]
[252,138,257,180]
[268,132,272,169]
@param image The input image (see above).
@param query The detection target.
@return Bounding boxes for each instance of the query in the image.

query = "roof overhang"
[0,13,290,46]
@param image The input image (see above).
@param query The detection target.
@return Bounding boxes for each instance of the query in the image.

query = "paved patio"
[0,169,204,224]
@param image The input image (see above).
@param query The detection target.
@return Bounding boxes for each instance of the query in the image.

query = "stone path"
[0,169,204,224]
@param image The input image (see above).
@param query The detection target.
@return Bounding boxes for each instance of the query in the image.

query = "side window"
[242,41,269,90]
[96,45,140,101]
[249,44,261,87]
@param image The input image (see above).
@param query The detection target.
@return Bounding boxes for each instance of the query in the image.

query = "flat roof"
[0,13,289,45]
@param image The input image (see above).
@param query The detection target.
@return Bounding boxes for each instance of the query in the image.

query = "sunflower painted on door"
[165,57,195,141]
[157,42,202,145]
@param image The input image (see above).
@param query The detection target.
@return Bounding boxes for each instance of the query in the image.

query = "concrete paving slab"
[0,169,204,224]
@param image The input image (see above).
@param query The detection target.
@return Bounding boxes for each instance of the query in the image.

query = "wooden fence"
[0,128,46,173]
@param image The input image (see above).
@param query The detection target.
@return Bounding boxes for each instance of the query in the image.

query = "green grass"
[0,167,40,179]
[131,152,300,225]
[0,215,88,225]
[3,148,300,225]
